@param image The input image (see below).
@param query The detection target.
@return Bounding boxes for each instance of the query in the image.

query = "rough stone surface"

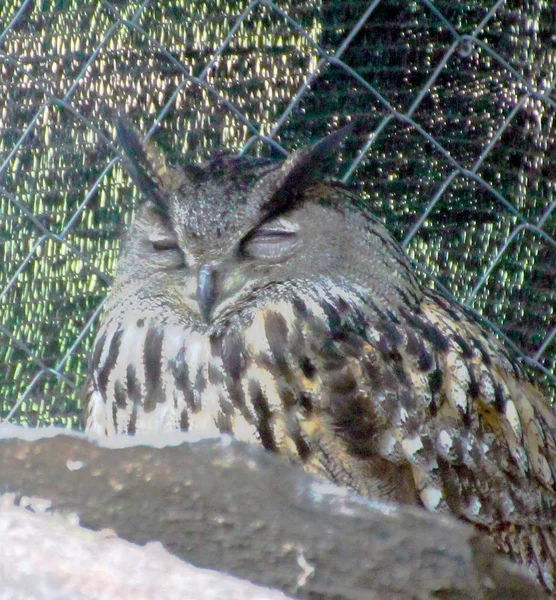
[0,426,548,600]
[0,497,292,600]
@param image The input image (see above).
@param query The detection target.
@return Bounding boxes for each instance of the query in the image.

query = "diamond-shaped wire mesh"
[1,0,554,428]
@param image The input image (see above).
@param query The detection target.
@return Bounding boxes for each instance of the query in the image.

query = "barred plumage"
[86,119,556,592]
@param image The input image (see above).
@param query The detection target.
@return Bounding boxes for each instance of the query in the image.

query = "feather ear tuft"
[255,120,358,219]
[115,118,170,216]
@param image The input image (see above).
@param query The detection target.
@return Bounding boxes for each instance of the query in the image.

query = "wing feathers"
[283,287,556,587]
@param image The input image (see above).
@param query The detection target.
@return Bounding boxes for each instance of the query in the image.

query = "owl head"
[107,119,420,333]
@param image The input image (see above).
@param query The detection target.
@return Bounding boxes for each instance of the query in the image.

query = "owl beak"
[197,263,246,322]
[197,264,218,322]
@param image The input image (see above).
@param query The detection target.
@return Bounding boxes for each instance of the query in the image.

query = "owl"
[86,119,556,592]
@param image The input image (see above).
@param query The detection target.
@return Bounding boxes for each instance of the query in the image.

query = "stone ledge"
[0,427,547,600]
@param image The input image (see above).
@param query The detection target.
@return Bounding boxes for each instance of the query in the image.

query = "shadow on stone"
[0,427,548,600]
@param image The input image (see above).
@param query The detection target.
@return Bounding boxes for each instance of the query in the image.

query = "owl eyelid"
[252,217,300,238]
[239,228,299,262]
[239,228,297,255]
[251,229,297,239]
[148,232,180,252]
[151,239,180,251]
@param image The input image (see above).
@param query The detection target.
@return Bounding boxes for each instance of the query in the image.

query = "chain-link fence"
[1,0,555,428]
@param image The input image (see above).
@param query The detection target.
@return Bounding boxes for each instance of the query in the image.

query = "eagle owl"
[86,119,556,592]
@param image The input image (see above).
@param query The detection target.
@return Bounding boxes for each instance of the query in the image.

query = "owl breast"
[86,280,351,448]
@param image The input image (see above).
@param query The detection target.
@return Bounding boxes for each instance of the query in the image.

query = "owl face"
[110,121,419,333]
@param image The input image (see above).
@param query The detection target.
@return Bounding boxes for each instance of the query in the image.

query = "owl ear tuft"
[257,120,358,219]
[115,118,170,216]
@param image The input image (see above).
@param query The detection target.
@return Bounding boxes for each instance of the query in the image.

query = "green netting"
[0,0,554,428]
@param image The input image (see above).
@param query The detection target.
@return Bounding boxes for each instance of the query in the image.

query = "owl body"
[87,121,556,591]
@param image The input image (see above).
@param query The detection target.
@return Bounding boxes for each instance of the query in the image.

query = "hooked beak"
[197,264,218,323]
[196,263,246,323]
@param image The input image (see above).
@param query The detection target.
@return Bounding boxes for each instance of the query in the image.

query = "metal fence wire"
[0,0,555,428]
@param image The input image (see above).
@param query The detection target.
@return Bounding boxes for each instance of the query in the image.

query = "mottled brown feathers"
[86,122,556,593]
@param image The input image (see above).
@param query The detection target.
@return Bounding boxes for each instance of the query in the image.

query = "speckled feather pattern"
[86,122,556,593]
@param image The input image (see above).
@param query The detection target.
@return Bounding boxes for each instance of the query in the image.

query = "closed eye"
[240,220,299,261]
[149,232,180,252]
[250,229,297,241]
[151,238,180,251]
[147,232,187,269]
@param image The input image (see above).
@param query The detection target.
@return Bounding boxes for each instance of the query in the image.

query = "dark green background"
[1,0,554,427]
